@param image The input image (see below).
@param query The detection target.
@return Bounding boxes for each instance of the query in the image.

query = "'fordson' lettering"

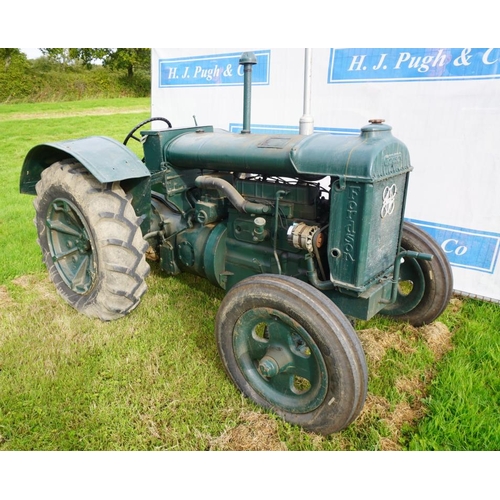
[344,186,361,261]
[382,152,403,176]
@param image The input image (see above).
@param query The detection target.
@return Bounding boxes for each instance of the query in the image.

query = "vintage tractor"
[20,52,453,435]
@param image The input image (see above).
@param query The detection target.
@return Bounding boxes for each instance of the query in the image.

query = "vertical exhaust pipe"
[239,52,257,134]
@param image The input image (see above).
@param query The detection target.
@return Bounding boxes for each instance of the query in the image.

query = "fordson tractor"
[20,52,453,435]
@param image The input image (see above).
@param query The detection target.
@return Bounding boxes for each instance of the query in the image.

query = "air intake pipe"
[195,175,271,215]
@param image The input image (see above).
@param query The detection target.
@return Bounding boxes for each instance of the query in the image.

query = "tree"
[39,48,151,77]
[40,48,76,66]
[103,49,150,78]
[0,48,27,71]
[65,48,150,78]
[70,48,110,69]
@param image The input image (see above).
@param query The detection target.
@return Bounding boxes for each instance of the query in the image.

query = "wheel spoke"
[232,306,328,413]
[234,310,270,360]
[51,246,80,261]
[267,324,316,379]
[289,353,315,380]
[46,219,82,237]
[46,197,95,294]
[394,257,425,309]
[399,257,420,282]
[267,372,295,394]
[71,255,92,293]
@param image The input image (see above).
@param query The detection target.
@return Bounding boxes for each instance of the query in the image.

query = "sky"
[21,48,43,59]
[2,0,496,52]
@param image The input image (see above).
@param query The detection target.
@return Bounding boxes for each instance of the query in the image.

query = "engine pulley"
[287,222,323,253]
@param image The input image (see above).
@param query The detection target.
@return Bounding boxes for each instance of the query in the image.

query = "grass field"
[0,98,498,451]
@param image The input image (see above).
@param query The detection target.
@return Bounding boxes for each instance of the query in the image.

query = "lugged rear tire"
[34,159,150,320]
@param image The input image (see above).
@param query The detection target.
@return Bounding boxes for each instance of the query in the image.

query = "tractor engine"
[141,118,412,321]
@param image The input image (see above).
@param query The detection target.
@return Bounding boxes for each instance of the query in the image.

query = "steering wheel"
[123,117,172,146]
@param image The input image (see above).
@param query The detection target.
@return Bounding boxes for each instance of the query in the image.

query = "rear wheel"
[34,160,150,320]
[381,221,453,326]
[215,274,367,435]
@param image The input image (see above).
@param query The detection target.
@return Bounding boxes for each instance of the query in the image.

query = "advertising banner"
[151,48,500,303]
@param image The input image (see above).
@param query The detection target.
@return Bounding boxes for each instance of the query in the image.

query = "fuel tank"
[155,120,411,181]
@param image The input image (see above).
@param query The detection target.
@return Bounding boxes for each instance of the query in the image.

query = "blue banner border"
[407,218,500,274]
[328,48,500,84]
[228,123,359,135]
[159,50,271,88]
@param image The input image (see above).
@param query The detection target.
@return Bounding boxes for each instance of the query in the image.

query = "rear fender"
[20,135,150,195]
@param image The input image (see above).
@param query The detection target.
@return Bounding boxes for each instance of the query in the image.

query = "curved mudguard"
[20,136,150,195]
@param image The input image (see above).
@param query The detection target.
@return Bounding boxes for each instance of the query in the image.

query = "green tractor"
[20,52,453,435]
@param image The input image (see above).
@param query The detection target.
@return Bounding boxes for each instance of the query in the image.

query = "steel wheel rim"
[233,307,328,413]
[385,256,426,316]
[46,198,96,294]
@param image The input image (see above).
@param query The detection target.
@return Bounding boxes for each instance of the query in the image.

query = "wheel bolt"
[258,357,279,377]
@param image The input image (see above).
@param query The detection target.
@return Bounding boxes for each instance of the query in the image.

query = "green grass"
[0,97,150,119]
[0,99,499,450]
[0,98,149,283]
[408,300,500,450]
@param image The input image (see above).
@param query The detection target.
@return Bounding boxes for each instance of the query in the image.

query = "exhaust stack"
[239,52,257,134]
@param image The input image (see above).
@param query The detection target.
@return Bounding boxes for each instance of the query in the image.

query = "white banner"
[151,48,500,303]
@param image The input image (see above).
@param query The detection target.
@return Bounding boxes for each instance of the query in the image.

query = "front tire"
[34,160,150,320]
[215,274,368,435]
[381,221,453,326]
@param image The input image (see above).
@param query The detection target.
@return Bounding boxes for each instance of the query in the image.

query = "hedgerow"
[0,52,150,103]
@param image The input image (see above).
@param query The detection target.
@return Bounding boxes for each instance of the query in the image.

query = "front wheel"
[34,160,150,320]
[381,221,453,326]
[215,274,368,435]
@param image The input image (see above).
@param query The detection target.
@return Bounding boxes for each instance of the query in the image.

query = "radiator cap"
[362,119,392,135]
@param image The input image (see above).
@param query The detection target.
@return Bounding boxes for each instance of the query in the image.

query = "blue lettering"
[406,219,500,274]
[442,239,468,256]
[349,55,366,71]
[159,51,270,88]
[329,48,500,83]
